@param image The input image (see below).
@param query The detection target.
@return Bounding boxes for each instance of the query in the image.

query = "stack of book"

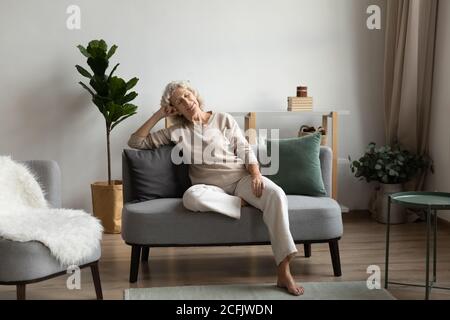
[287,97,313,111]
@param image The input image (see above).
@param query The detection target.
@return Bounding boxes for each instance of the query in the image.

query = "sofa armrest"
[20,160,61,208]
[319,146,332,197]
[122,151,134,204]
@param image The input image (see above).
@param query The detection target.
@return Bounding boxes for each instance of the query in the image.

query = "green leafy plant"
[349,142,432,184]
[76,39,138,185]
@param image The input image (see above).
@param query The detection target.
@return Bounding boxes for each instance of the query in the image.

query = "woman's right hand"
[158,105,180,118]
[132,106,178,139]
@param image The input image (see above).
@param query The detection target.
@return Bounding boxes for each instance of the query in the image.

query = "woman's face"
[170,87,200,119]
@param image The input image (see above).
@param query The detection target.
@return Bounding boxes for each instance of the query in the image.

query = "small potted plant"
[349,142,431,224]
[76,39,139,233]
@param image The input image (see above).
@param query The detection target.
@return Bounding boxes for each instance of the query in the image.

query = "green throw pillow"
[265,132,326,196]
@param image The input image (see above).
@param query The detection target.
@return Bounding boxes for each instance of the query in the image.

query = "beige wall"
[0,0,386,212]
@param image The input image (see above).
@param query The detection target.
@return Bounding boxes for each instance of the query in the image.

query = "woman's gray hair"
[160,81,204,125]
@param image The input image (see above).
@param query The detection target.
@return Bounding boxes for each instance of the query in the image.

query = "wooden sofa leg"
[16,284,26,300]
[90,262,103,300]
[141,246,150,262]
[304,243,311,257]
[130,245,141,283]
[329,239,342,277]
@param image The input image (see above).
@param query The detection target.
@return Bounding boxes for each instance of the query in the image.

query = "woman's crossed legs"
[183,176,304,296]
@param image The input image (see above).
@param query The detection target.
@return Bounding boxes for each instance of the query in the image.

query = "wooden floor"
[1,211,450,300]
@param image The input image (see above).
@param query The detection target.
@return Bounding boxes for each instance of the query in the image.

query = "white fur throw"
[0,156,103,266]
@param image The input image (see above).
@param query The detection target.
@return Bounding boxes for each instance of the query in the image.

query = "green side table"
[384,191,450,300]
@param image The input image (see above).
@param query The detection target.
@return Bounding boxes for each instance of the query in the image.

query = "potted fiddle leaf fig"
[349,142,431,224]
[76,39,138,233]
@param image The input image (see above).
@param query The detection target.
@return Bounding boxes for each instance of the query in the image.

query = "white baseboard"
[438,212,450,223]
[339,203,349,213]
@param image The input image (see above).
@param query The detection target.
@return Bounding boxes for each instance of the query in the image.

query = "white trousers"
[182,175,298,265]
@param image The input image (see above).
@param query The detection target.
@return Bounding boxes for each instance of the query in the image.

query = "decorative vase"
[91,180,123,233]
[375,183,406,224]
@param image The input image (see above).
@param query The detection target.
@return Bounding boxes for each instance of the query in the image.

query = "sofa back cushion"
[123,144,333,203]
[123,146,191,203]
[263,133,328,197]
[256,144,332,197]
[251,144,331,197]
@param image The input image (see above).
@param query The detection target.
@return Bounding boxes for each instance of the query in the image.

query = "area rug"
[124,281,396,300]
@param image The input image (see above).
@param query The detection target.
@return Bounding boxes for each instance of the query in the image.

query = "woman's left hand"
[251,174,265,198]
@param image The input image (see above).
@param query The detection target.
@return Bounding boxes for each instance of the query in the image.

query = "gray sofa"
[0,160,102,300]
[121,146,343,283]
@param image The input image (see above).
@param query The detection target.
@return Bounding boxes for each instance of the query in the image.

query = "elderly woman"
[128,81,303,296]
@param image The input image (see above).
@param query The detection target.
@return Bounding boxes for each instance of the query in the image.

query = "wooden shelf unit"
[229,110,349,200]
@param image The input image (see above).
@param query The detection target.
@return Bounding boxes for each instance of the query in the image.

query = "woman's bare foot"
[277,273,304,296]
[277,257,304,296]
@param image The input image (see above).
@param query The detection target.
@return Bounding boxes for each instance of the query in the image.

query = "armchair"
[0,160,103,300]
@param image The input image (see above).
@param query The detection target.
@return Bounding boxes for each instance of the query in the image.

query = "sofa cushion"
[123,147,191,202]
[121,196,342,245]
[265,133,327,197]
